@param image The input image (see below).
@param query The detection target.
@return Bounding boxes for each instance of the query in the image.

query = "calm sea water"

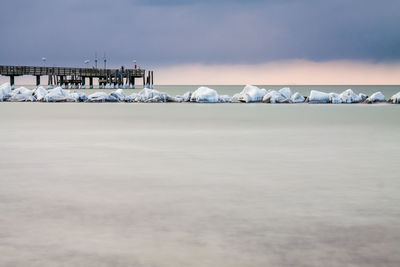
[0,92,399,266]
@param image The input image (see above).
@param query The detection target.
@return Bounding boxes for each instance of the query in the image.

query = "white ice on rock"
[218,95,231,103]
[329,93,342,104]
[190,87,219,103]
[279,87,292,100]
[0,82,12,101]
[9,87,34,102]
[33,86,48,101]
[290,92,305,103]
[389,92,400,104]
[110,89,126,102]
[339,89,361,103]
[233,85,267,103]
[128,88,173,103]
[309,90,330,103]
[88,92,109,102]
[365,92,385,103]
[263,90,287,103]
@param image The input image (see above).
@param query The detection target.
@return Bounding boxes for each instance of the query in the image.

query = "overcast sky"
[1,0,399,70]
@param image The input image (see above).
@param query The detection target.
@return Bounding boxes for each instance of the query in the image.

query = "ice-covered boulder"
[279,87,292,100]
[262,90,287,103]
[236,85,267,103]
[0,82,12,101]
[33,86,48,101]
[290,92,305,103]
[44,87,71,102]
[174,95,183,103]
[365,92,385,103]
[190,87,219,103]
[110,89,126,102]
[230,93,241,103]
[218,95,231,103]
[9,87,35,102]
[339,89,361,103]
[309,90,330,103]
[358,93,368,102]
[182,92,192,102]
[88,92,108,102]
[389,92,400,104]
[329,93,342,104]
[136,88,172,102]
[68,91,87,102]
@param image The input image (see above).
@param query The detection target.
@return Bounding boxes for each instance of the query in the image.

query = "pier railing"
[0,65,145,77]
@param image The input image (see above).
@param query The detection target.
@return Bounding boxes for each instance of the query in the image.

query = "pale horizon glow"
[155,60,400,85]
[1,60,400,86]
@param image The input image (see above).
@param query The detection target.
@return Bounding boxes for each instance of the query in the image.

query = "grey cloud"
[0,0,399,68]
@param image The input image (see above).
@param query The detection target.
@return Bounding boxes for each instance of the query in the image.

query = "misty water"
[0,86,400,266]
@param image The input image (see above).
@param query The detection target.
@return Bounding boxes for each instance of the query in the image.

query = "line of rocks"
[0,83,399,104]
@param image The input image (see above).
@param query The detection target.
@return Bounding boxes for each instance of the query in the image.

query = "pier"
[0,65,154,89]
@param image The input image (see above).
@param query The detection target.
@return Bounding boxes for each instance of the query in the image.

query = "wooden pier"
[0,65,154,89]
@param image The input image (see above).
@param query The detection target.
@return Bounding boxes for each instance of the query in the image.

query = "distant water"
[0,99,400,266]
[20,84,400,98]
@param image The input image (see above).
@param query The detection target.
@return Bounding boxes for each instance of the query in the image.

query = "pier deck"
[0,65,154,89]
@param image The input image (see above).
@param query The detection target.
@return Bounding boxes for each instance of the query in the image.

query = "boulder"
[236,85,267,103]
[182,92,192,102]
[279,87,292,100]
[0,82,12,101]
[262,90,287,103]
[339,89,361,103]
[88,92,108,102]
[190,87,219,103]
[389,92,400,104]
[33,86,48,101]
[358,93,368,102]
[110,89,126,102]
[290,92,305,103]
[365,92,385,103]
[329,93,342,104]
[218,95,231,103]
[9,87,35,102]
[309,90,330,103]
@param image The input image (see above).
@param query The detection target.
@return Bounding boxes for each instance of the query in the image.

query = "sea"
[0,85,399,266]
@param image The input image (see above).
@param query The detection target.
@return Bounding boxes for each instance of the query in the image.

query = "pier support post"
[132,77,135,89]
[10,76,15,89]
[89,77,93,89]
[48,75,53,89]
[143,72,146,88]
[82,76,86,89]
[151,71,154,88]
[36,75,40,87]
[60,76,64,88]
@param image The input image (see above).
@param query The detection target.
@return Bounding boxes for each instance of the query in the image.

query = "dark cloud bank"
[0,0,399,68]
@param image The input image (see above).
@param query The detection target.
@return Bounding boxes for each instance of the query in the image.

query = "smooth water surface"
[0,103,399,266]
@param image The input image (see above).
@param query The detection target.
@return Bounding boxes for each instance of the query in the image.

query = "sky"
[1,0,400,84]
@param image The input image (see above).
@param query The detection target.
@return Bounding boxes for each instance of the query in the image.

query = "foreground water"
[0,103,399,266]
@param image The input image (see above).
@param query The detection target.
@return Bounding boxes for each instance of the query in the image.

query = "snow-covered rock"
[329,93,342,104]
[236,85,267,103]
[9,87,34,102]
[110,89,126,102]
[218,95,231,103]
[279,87,292,100]
[262,90,287,103]
[0,82,12,101]
[365,92,385,103]
[88,92,108,102]
[309,90,330,103]
[182,92,192,102]
[359,93,368,102]
[190,87,219,103]
[44,87,72,102]
[339,89,361,103]
[290,92,305,103]
[33,86,48,101]
[389,92,400,104]
[68,91,87,102]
